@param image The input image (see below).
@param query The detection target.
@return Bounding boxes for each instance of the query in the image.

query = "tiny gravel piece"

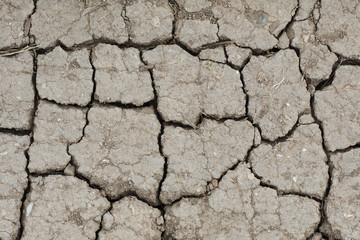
[314,66,360,151]
[214,0,297,50]
[143,45,246,125]
[92,44,154,105]
[316,0,360,59]
[22,175,110,240]
[0,52,34,130]
[325,149,360,239]
[165,164,320,239]
[28,101,87,173]
[250,124,328,199]
[289,20,337,86]
[0,134,29,240]
[99,196,164,239]
[199,47,226,63]
[69,106,164,205]
[177,0,212,12]
[243,49,310,141]
[160,119,254,204]
[126,0,173,44]
[225,45,252,67]
[37,47,93,106]
[0,0,33,49]
[177,19,219,50]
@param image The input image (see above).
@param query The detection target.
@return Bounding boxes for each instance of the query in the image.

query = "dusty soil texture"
[0,0,359,239]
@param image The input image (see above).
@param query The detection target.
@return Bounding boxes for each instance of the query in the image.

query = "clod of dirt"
[298,114,314,125]
[160,119,254,204]
[69,106,164,205]
[243,49,310,141]
[0,0,33,49]
[88,0,128,43]
[126,0,173,44]
[32,0,91,48]
[0,134,29,240]
[314,66,360,151]
[295,0,317,21]
[250,124,328,199]
[325,149,360,239]
[277,32,290,49]
[28,101,87,173]
[92,44,154,105]
[99,196,164,239]
[0,52,34,130]
[21,175,110,240]
[225,44,252,67]
[143,45,246,126]
[199,47,226,63]
[316,0,360,59]
[165,164,320,239]
[289,20,337,86]
[37,47,93,106]
[214,0,297,51]
[176,19,219,50]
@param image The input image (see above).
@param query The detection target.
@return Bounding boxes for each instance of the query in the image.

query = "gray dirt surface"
[22,175,110,240]
[0,53,34,130]
[314,66,360,151]
[99,196,164,240]
[288,20,338,86]
[214,0,297,50]
[325,149,360,239]
[143,45,246,125]
[160,119,254,204]
[316,0,360,59]
[126,0,173,44]
[37,47,93,106]
[165,164,320,240]
[250,123,328,199]
[0,0,33,49]
[2,0,360,238]
[92,44,154,105]
[243,49,310,141]
[0,134,29,240]
[28,101,87,173]
[69,106,164,205]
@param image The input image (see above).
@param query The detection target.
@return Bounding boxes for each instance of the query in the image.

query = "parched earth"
[0,0,360,239]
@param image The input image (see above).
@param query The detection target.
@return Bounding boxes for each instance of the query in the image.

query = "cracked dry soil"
[0,0,360,239]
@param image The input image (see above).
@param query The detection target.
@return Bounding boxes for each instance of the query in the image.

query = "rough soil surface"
[0,53,34,130]
[165,164,320,239]
[160,119,254,204]
[69,106,164,205]
[99,196,164,239]
[37,47,93,106]
[22,175,110,240]
[1,0,360,239]
[0,134,29,240]
[314,65,360,152]
[243,49,310,141]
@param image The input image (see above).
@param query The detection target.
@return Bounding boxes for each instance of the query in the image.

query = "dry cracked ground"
[0,0,360,240]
